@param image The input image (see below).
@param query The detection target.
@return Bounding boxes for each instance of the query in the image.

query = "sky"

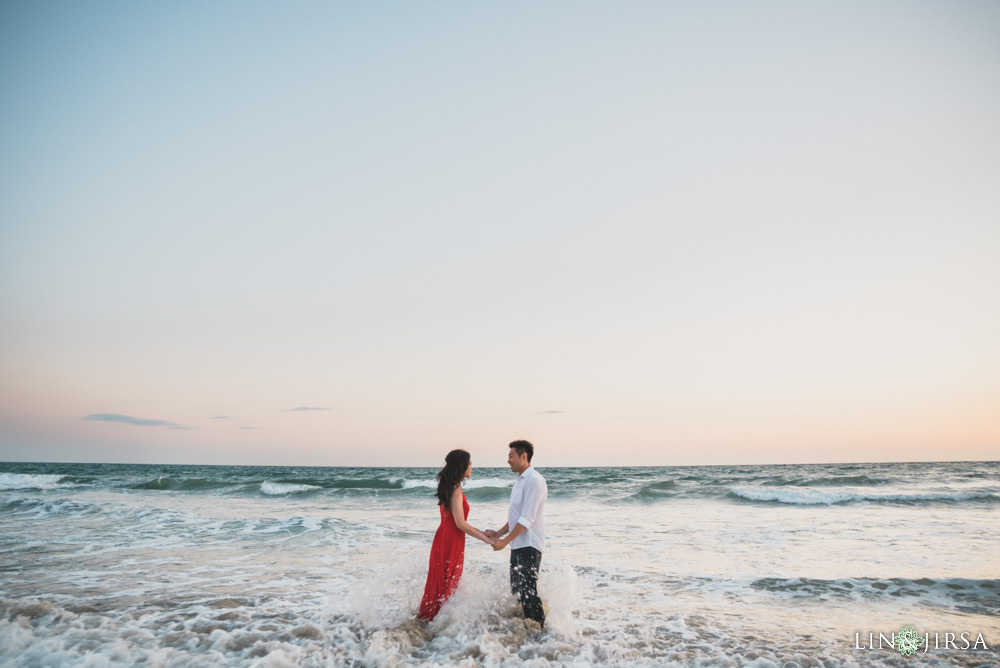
[1,1,998,467]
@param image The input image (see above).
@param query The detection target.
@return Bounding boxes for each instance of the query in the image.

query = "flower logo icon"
[896,625,926,656]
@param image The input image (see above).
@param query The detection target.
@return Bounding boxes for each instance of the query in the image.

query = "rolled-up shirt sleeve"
[516,476,546,530]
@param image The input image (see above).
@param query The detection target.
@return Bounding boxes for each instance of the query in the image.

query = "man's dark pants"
[510,546,544,626]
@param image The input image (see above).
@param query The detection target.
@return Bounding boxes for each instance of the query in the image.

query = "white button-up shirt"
[508,466,547,552]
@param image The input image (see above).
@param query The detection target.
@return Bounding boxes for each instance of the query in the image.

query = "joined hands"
[482,529,506,550]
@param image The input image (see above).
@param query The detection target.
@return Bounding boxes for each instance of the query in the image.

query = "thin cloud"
[211,416,230,420]
[281,407,329,412]
[83,413,187,429]
[535,410,566,415]
[240,426,256,430]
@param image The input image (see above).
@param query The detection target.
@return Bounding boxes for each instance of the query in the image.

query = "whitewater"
[1,460,998,666]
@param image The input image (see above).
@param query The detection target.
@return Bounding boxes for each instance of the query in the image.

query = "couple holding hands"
[418,440,547,627]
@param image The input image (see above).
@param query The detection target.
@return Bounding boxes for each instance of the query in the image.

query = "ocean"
[1,460,997,667]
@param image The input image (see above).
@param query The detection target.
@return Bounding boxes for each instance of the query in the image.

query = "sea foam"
[729,486,999,505]
[0,473,68,491]
[260,481,321,495]
[401,477,512,490]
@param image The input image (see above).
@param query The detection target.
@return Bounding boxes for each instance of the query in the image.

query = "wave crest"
[763,475,889,487]
[0,473,70,491]
[728,487,999,506]
[260,481,322,496]
[129,477,235,491]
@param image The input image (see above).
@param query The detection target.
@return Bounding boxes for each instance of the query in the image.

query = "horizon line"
[1,457,996,469]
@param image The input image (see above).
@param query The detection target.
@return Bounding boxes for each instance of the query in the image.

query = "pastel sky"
[1,1,998,467]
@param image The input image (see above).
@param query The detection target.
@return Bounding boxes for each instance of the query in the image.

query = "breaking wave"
[727,487,1000,506]
[259,481,322,495]
[0,473,72,491]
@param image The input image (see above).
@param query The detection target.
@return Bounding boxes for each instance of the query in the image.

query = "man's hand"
[494,523,527,551]
[484,529,498,539]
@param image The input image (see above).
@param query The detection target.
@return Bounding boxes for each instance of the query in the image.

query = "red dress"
[418,491,469,620]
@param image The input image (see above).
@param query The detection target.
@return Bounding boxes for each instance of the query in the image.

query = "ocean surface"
[1,460,998,667]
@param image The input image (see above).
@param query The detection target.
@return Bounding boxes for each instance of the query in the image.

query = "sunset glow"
[1,1,997,466]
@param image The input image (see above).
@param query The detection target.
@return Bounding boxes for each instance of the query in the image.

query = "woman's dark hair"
[435,449,470,507]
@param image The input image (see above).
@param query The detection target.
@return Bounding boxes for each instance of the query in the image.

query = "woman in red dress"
[418,449,494,621]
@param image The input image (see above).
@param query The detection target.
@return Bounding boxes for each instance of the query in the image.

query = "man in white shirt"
[488,440,548,627]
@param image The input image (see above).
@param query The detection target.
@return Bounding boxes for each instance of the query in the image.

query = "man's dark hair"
[509,439,534,463]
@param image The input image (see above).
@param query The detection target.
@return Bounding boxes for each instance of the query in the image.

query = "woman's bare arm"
[449,487,493,544]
